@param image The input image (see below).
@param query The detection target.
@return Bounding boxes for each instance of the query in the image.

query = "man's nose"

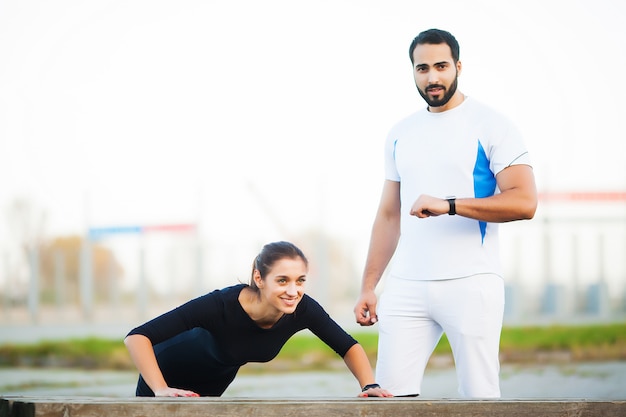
[428,72,440,84]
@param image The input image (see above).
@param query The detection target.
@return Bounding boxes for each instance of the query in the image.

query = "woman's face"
[255,257,307,314]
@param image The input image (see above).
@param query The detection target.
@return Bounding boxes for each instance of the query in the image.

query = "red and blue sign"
[88,223,196,239]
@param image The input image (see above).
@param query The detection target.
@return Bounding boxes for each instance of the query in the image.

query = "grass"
[497,323,626,363]
[0,323,624,372]
[0,338,131,370]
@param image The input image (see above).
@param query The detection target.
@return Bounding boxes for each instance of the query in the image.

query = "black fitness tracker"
[447,197,456,215]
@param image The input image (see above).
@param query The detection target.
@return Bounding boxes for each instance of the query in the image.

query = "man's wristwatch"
[446,197,456,215]
[362,383,381,392]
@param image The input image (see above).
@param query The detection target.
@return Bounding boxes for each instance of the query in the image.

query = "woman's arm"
[124,333,199,397]
[342,344,393,397]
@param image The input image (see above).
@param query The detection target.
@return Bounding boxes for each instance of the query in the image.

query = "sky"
[1,0,626,296]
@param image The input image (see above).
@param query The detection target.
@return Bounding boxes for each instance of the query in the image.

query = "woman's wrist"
[362,383,381,392]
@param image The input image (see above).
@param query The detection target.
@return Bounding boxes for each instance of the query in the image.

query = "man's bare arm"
[410,165,537,222]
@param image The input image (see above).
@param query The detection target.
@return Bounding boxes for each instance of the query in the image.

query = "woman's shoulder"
[219,283,247,294]
[189,284,246,306]
[296,293,326,315]
[202,283,244,295]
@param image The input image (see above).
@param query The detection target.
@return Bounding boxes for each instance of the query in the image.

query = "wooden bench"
[2,397,625,417]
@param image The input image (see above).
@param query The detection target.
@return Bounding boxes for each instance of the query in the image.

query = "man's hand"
[354,290,379,326]
[409,194,449,218]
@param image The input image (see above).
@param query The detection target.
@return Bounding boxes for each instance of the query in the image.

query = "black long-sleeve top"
[127,284,358,396]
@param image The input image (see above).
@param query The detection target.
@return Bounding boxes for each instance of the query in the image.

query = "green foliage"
[0,323,624,370]
[0,338,130,369]
[499,323,625,349]
[496,323,626,361]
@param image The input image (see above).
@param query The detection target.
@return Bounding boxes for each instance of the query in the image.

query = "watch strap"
[447,197,456,215]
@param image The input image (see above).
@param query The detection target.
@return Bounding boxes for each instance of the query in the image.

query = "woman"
[125,241,392,398]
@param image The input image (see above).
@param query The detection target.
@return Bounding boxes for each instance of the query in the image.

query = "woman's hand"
[154,387,200,397]
[358,386,393,398]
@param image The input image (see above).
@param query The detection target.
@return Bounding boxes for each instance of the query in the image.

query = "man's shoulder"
[464,96,513,122]
[389,107,428,132]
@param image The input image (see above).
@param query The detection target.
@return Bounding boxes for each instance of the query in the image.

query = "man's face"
[412,43,462,111]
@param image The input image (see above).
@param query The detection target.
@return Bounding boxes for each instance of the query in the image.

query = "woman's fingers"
[155,387,200,397]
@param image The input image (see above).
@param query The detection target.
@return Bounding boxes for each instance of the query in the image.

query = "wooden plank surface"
[2,397,625,417]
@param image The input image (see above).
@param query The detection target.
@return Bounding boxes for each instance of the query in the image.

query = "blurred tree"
[2,197,48,304]
[38,235,124,304]
[4,197,47,250]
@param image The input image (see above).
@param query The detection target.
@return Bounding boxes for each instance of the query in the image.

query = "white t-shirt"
[384,96,531,280]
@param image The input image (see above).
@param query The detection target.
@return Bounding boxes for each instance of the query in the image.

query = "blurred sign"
[88,224,196,239]
[539,192,626,202]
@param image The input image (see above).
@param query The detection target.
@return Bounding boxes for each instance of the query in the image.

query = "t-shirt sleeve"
[126,289,223,345]
[384,128,401,182]
[301,295,358,357]
[487,113,532,175]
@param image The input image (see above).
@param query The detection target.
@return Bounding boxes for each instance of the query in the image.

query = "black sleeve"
[301,295,358,357]
[126,289,223,345]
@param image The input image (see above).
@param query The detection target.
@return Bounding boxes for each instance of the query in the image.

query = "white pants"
[376,273,504,398]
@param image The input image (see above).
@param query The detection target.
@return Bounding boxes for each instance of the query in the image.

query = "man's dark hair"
[409,28,460,64]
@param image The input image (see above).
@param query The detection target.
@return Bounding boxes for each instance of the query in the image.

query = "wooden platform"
[2,397,626,417]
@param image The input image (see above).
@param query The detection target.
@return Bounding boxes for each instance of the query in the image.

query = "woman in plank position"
[125,241,392,398]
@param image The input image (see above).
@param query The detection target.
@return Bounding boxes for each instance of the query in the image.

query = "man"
[353,28,537,398]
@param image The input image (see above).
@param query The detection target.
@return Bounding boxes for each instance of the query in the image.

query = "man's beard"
[418,75,458,108]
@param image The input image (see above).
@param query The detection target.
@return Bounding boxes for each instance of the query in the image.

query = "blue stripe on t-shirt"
[473,141,496,243]
[392,138,398,162]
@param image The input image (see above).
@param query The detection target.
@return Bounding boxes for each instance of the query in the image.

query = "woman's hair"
[249,241,308,290]
[409,28,460,64]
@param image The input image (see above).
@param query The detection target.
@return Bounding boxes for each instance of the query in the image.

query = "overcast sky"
[1,0,625,255]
